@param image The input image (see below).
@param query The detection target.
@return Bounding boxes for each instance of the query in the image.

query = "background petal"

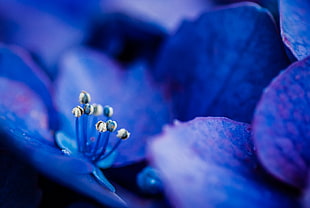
[148,117,298,208]
[0,45,56,128]
[0,78,126,208]
[101,0,213,32]
[55,48,171,166]
[280,0,310,60]
[0,77,51,142]
[253,57,310,189]
[87,13,167,65]
[0,0,99,75]
[153,2,289,123]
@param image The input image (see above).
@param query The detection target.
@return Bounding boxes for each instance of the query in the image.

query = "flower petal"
[148,117,298,208]
[0,77,51,142]
[0,45,56,127]
[96,148,117,169]
[253,57,310,188]
[55,48,171,166]
[0,0,96,72]
[0,78,126,208]
[55,131,78,154]
[101,0,213,31]
[280,0,310,60]
[154,3,289,123]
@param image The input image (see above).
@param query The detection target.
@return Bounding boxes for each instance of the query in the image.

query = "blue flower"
[0,44,170,207]
[0,0,303,207]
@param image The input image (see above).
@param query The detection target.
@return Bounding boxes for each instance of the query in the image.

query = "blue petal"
[55,131,78,154]
[92,167,116,192]
[0,0,98,73]
[0,77,52,143]
[96,147,117,169]
[101,0,213,31]
[0,45,56,128]
[154,3,290,123]
[148,117,298,208]
[253,57,310,189]
[280,0,310,60]
[0,78,126,208]
[55,47,171,166]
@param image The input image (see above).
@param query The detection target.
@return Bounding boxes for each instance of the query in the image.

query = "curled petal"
[280,0,310,60]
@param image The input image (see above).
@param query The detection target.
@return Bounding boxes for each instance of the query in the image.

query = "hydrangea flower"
[0,44,171,207]
[0,1,303,207]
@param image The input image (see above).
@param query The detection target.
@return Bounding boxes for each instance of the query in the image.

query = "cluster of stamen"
[71,91,130,162]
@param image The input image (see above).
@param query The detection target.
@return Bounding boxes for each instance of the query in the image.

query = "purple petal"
[0,45,56,127]
[154,3,289,123]
[55,48,171,166]
[101,0,213,32]
[148,117,298,208]
[253,57,310,188]
[0,0,94,72]
[0,78,126,207]
[280,0,310,60]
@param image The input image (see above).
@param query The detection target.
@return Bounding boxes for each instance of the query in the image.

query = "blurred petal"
[154,3,289,123]
[96,148,117,169]
[0,0,97,73]
[280,0,310,60]
[0,45,56,127]
[55,131,78,154]
[87,13,167,64]
[148,117,298,208]
[101,0,213,32]
[55,48,171,166]
[253,57,310,188]
[0,78,126,208]
[0,77,51,142]
[302,176,310,208]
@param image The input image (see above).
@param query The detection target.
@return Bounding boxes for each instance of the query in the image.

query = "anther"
[96,121,107,132]
[84,104,94,115]
[103,105,113,117]
[93,104,103,116]
[79,91,91,104]
[106,120,117,132]
[116,128,130,140]
[72,106,84,117]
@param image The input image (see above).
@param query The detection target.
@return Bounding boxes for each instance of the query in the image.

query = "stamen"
[106,120,117,132]
[75,116,83,152]
[103,105,113,117]
[79,91,91,104]
[116,128,130,140]
[96,121,107,132]
[97,139,121,161]
[93,104,103,116]
[83,104,94,115]
[70,91,131,166]
[72,106,84,117]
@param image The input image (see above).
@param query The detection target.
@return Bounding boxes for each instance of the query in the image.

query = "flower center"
[71,91,130,162]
